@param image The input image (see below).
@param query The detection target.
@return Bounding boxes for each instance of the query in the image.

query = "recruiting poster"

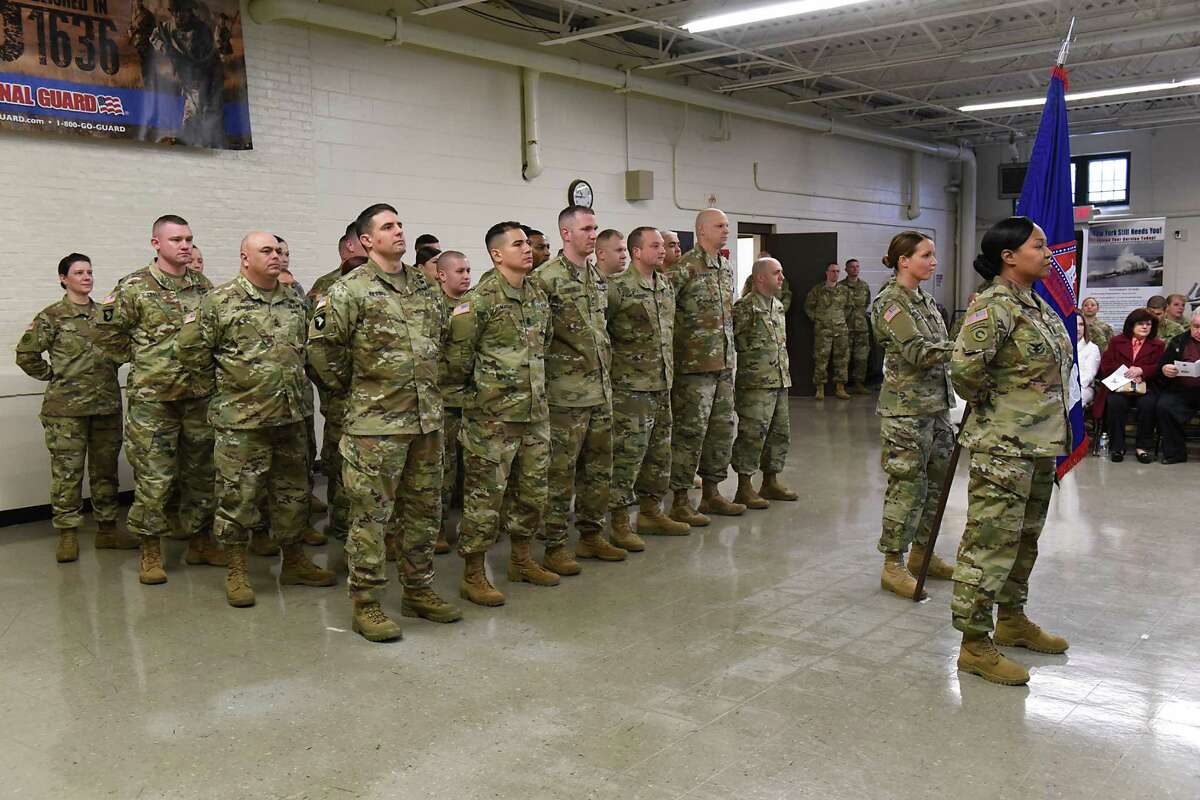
[1080,217,1165,328]
[0,0,251,148]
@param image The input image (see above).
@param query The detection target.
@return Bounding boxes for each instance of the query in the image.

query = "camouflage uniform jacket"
[1159,316,1186,343]
[1084,316,1114,353]
[951,278,1073,458]
[733,291,791,390]
[306,265,348,420]
[286,281,315,418]
[606,266,674,391]
[306,260,442,436]
[307,265,346,306]
[178,275,308,430]
[532,254,611,407]
[667,246,736,374]
[95,261,214,402]
[741,274,792,313]
[445,269,551,423]
[16,296,122,417]
[803,282,850,332]
[871,278,954,417]
[839,276,872,333]
[438,292,468,409]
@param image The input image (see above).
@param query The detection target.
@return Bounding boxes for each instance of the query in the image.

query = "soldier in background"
[1159,294,1187,342]
[739,252,791,312]
[594,229,628,278]
[414,234,440,253]
[433,251,472,555]
[661,230,683,271]
[804,262,851,400]
[523,227,552,269]
[730,257,798,510]
[178,232,336,607]
[840,258,872,394]
[17,254,139,562]
[190,246,205,273]
[1080,296,1114,353]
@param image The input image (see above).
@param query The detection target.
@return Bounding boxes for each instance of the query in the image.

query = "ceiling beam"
[412,0,489,16]
[539,20,654,45]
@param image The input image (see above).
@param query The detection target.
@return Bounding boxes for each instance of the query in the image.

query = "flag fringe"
[1056,437,1089,479]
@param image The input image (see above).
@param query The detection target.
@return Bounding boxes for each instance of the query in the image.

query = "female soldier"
[871,232,957,600]
[951,217,1073,686]
[16,254,139,562]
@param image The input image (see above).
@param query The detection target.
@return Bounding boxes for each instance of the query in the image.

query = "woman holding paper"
[1094,308,1163,464]
[949,216,1074,687]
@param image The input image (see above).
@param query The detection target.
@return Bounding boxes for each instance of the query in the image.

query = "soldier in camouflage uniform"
[606,227,691,546]
[95,215,224,585]
[661,230,682,271]
[1158,294,1187,342]
[804,263,852,400]
[1080,296,1114,353]
[434,251,472,556]
[951,217,1073,687]
[871,234,957,601]
[445,222,560,606]
[308,204,461,642]
[532,206,627,570]
[178,232,336,607]
[666,209,745,524]
[741,271,791,312]
[17,254,140,563]
[731,258,798,511]
[839,258,872,394]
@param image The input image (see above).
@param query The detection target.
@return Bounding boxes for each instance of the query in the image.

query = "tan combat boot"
[249,528,279,557]
[907,544,954,580]
[759,473,798,501]
[139,537,167,585]
[636,497,691,535]
[698,480,746,517]
[995,608,1069,654]
[576,531,628,561]
[958,633,1030,685]
[434,520,452,555]
[734,474,770,510]
[352,600,402,642]
[851,382,870,395]
[507,538,561,586]
[309,492,328,513]
[669,489,710,528]
[542,545,581,576]
[385,533,399,563]
[835,383,851,400]
[814,385,825,400]
[55,528,79,563]
[609,512,645,552]
[301,525,328,547]
[95,521,139,550]
[401,587,463,623]
[279,542,337,586]
[459,552,505,606]
[224,543,255,608]
[881,552,927,600]
[186,532,229,567]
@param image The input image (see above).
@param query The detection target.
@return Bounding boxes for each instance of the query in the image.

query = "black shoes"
[1110,451,1124,463]
[1136,451,1153,464]
[1161,454,1188,465]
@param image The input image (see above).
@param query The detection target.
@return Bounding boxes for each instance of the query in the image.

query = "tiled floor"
[2,397,1198,799]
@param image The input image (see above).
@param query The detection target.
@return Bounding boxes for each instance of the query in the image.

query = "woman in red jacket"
[1095,308,1164,463]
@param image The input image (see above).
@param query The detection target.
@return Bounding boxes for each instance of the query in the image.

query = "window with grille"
[1070,152,1130,207]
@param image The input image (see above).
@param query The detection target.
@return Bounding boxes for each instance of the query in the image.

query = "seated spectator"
[1156,311,1200,465]
[1076,315,1100,408]
[1094,308,1164,463]
[1081,295,1114,352]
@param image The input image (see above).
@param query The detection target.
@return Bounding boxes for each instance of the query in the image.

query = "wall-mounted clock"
[569,179,594,208]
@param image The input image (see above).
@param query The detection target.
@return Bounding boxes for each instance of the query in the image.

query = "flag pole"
[1056,17,1077,67]
[912,407,970,602]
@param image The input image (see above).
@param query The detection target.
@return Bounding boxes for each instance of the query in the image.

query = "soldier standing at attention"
[840,258,872,394]
[414,245,442,298]
[606,227,691,548]
[525,227,552,270]
[804,262,852,400]
[446,222,559,605]
[533,206,627,571]
[666,208,745,524]
[308,204,461,642]
[951,216,1072,686]
[1079,296,1113,353]
[740,253,791,312]
[17,254,139,562]
[178,232,336,607]
[594,229,628,278]
[96,215,224,585]
[871,233,957,601]
[661,230,683,271]
[730,257,798,510]
[433,250,472,555]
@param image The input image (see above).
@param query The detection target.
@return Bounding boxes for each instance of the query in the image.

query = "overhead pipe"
[521,69,544,180]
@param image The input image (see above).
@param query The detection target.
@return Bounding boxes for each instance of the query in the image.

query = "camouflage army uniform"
[178,275,310,546]
[96,262,215,540]
[1084,316,1114,353]
[741,274,792,312]
[667,246,737,491]
[871,278,955,554]
[950,279,1073,637]
[307,260,443,603]
[839,275,872,386]
[803,282,851,386]
[606,266,675,509]
[731,291,792,475]
[438,292,467,529]
[445,270,552,555]
[16,297,124,530]
[307,266,351,536]
[1159,316,1186,343]
[531,254,612,547]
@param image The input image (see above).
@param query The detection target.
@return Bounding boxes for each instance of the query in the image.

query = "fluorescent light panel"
[683,0,874,34]
[959,76,1200,112]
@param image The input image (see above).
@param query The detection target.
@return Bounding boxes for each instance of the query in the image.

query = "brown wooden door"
[762,232,839,396]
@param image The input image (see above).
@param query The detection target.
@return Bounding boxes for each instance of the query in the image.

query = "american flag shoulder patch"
[452,302,471,316]
[315,296,328,309]
[101,294,115,304]
[883,305,901,322]
[965,308,989,325]
[183,311,197,324]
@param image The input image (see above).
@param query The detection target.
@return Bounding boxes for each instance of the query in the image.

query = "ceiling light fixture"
[959,76,1200,112]
[683,0,875,34]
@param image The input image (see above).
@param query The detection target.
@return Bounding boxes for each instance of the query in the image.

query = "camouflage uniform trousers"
[441,407,463,528]
[340,431,442,603]
[877,413,953,553]
[731,387,790,476]
[812,324,849,386]
[125,398,215,540]
[847,329,871,386]
[40,413,122,530]
[951,452,1054,636]
[213,422,307,547]
[321,411,349,536]
[669,370,735,491]
[542,403,612,547]
[458,418,549,556]
[609,388,672,510]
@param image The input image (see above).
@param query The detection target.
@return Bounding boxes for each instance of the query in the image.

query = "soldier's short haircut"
[414,234,439,250]
[627,226,659,252]
[355,203,398,238]
[1168,293,1187,304]
[596,229,623,247]
[152,214,189,234]
[57,253,90,277]
[844,258,859,267]
[437,250,467,271]
[486,221,525,251]
[527,228,545,238]
[752,257,780,278]
[1147,295,1167,310]
[558,205,594,230]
